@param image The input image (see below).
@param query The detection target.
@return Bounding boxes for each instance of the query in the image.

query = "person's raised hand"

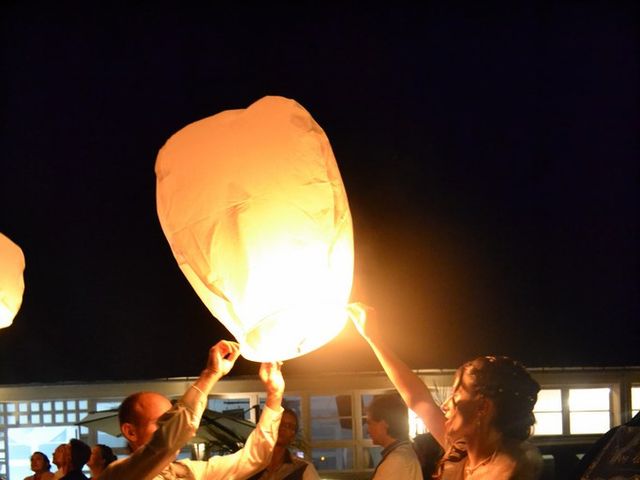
[347,302,380,341]
[207,340,241,377]
[259,361,285,398]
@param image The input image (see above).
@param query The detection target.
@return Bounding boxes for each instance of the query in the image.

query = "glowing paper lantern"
[156,96,354,361]
[0,233,25,329]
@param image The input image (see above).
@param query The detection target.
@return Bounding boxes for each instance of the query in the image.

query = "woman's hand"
[348,302,380,342]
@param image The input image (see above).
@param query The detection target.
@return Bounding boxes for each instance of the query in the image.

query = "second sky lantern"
[156,96,354,361]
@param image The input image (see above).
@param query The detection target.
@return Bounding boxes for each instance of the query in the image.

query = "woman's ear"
[479,396,496,420]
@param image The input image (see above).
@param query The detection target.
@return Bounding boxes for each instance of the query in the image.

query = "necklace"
[464,449,498,477]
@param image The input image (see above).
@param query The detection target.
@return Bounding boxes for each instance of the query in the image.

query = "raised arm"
[184,362,285,479]
[260,361,285,411]
[181,340,241,411]
[98,341,241,480]
[348,303,447,447]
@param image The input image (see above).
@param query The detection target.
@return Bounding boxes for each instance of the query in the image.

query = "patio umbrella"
[77,407,256,453]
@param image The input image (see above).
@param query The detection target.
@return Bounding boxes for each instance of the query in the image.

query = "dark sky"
[1,2,638,384]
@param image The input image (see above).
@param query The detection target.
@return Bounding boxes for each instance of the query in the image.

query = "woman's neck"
[465,429,502,469]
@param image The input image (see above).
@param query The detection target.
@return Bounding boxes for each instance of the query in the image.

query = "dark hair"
[31,452,51,472]
[460,356,540,441]
[69,439,91,471]
[94,444,117,467]
[368,393,410,440]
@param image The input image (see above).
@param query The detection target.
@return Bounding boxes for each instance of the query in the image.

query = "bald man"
[99,340,284,480]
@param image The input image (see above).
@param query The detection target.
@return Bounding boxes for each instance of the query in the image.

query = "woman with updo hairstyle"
[87,444,117,479]
[350,303,543,479]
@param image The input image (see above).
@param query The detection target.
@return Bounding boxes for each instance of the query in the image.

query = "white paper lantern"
[0,233,25,329]
[156,96,354,361]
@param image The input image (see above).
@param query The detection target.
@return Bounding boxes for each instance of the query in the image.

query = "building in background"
[1,367,638,480]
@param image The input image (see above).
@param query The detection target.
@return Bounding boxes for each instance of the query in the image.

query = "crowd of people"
[21,305,634,480]
[25,441,117,480]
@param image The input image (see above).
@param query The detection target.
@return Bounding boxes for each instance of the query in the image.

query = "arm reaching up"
[99,340,242,480]
[181,340,241,408]
[260,361,285,411]
[182,361,285,479]
[348,303,447,447]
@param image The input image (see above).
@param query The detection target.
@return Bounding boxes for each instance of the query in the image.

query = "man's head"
[366,394,410,447]
[118,391,172,451]
[276,407,299,448]
[68,439,91,472]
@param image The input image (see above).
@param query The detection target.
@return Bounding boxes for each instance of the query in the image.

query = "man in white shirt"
[366,394,422,480]
[98,340,284,480]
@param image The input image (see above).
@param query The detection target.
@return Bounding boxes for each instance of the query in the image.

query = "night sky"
[1,2,638,385]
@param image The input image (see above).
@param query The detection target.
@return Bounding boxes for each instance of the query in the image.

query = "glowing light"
[156,96,353,361]
[0,233,25,329]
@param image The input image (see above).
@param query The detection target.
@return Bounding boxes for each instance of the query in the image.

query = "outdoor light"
[0,232,25,329]
[156,96,354,361]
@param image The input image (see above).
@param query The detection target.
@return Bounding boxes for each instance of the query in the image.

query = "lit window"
[533,389,563,435]
[569,388,610,434]
[97,401,122,410]
[408,409,426,438]
[632,387,640,417]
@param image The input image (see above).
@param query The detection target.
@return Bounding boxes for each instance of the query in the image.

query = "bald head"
[119,391,172,451]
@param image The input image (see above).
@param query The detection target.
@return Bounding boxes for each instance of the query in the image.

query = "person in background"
[51,444,69,480]
[349,303,543,480]
[412,433,444,479]
[87,445,117,479]
[60,439,91,480]
[247,407,320,480]
[99,340,285,480]
[572,411,640,479]
[366,394,422,480]
[24,452,55,480]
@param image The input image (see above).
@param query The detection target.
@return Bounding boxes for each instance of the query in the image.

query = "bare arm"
[348,303,447,447]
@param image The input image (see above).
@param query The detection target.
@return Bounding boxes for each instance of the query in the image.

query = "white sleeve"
[180,404,283,480]
[98,390,206,480]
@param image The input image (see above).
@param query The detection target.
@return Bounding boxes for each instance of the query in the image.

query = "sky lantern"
[0,233,25,329]
[156,96,354,361]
